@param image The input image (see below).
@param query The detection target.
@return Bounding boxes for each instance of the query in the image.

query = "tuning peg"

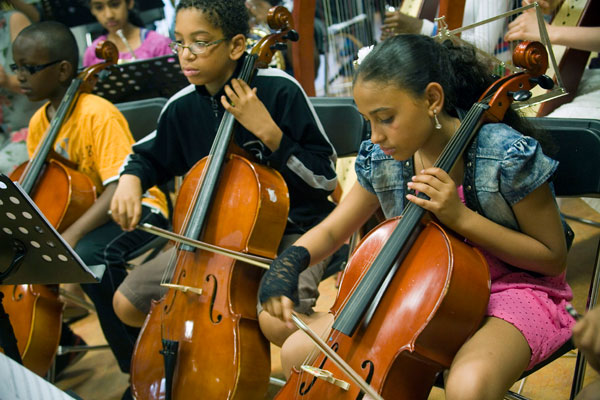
[283,30,299,42]
[529,75,554,90]
[271,43,288,52]
[508,90,532,102]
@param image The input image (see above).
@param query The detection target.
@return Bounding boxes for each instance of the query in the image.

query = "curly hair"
[176,0,250,39]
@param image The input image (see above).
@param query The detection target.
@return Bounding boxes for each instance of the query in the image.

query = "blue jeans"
[79,206,168,373]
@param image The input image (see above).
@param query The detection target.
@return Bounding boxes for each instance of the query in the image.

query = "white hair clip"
[353,45,374,68]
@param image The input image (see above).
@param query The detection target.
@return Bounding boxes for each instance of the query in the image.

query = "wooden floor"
[52,197,600,399]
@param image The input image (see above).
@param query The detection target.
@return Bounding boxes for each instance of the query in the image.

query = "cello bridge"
[160,283,203,295]
[301,365,350,391]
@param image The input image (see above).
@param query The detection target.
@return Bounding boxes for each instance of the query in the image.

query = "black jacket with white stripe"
[121,58,337,234]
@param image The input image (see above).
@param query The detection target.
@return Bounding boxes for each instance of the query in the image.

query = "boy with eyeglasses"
[110,0,339,356]
[11,20,170,381]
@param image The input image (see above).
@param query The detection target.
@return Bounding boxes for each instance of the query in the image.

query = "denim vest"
[355,122,574,248]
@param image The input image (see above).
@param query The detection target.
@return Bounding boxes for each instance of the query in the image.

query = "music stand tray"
[92,54,189,104]
[0,174,103,285]
[0,173,104,364]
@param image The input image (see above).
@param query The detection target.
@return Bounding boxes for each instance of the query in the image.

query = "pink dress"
[458,186,576,369]
[83,29,172,67]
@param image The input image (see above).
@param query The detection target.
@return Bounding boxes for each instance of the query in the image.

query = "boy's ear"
[57,60,75,84]
[229,34,247,61]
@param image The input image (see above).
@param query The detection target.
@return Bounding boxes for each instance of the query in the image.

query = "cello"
[0,41,118,376]
[274,41,552,399]
[130,6,297,400]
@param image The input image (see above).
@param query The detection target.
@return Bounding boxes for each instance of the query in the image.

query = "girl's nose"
[369,124,383,144]
[181,46,196,60]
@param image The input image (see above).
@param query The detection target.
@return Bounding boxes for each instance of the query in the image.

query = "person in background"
[0,7,43,175]
[381,0,518,63]
[504,0,600,119]
[83,0,171,66]
[0,0,39,23]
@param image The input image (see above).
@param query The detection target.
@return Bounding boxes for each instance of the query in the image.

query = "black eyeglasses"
[9,60,62,75]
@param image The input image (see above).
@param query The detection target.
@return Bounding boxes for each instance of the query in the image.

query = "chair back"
[116,97,168,142]
[309,97,366,157]
[528,118,600,198]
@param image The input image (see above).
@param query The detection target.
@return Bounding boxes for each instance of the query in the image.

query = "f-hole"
[206,274,222,323]
[298,342,340,395]
[355,359,375,400]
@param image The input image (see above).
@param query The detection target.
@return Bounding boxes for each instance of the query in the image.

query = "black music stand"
[92,54,189,103]
[0,174,104,365]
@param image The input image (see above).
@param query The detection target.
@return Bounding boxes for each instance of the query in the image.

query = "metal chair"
[309,96,367,205]
[504,117,600,399]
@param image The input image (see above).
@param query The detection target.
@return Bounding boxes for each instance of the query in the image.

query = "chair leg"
[570,351,588,400]
[562,213,600,229]
[505,390,530,400]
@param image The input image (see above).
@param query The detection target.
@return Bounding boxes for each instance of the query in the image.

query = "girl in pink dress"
[83,0,171,67]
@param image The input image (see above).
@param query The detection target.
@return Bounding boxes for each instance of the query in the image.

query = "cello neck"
[180,54,259,243]
[19,78,83,194]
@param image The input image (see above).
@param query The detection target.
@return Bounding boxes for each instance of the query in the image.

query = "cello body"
[131,154,289,399]
[10,156,97,232]
[0,284,64,376]
[275,217,490,399]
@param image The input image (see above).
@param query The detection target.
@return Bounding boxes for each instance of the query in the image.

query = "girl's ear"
[127,0,135,10]
[229,34,247,61]
[424,82,445,117]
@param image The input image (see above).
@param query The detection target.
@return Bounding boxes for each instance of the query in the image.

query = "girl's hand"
[405,167,467,228]
[221,78,282,151]
[258,245,310,326]
[110,174,143,231]
[262,295,296,328]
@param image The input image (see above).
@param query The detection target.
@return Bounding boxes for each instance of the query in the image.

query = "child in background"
[0,8,43,175]
[260,34,576,399]
[83,0,171,66]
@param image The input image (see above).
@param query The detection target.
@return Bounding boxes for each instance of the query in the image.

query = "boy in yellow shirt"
[12,20,169,376]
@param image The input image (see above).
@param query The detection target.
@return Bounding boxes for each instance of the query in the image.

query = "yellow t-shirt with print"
[27,93,168,218]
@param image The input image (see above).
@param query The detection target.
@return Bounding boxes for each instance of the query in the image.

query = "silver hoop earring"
[433,110,442,130]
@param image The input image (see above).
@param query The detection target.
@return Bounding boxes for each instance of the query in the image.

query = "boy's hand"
[110,175,143,231]
[221,78,282,151]
[405,167,467,228]
[572,306,600,373]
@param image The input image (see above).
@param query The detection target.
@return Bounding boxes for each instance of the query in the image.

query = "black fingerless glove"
[258,245,311,305]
